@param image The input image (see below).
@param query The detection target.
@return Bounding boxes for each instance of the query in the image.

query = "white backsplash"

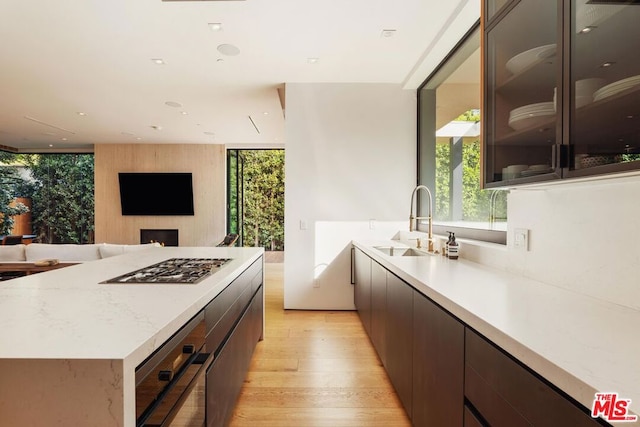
[500,175,640,310]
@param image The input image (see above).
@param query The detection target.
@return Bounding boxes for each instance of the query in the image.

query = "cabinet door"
[354,248,372,336]
[370,260,387,366]
[385,273,413,418]
[206,289,262,427]
[465,328,601,427]
[412,293,464,427]
[483,0,561,186]
[567,0,640,177]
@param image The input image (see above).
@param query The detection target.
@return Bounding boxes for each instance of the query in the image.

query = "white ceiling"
[0,0,479,152]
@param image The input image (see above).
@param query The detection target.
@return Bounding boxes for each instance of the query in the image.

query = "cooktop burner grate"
[102,258,232,284]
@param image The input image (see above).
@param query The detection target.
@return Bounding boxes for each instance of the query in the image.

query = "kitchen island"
[353,240,639,425]
[0,246,264,427]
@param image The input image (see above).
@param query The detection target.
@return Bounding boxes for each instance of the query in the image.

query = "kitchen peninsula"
[0,246,264,427]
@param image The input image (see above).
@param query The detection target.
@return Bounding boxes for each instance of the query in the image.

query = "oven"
[135,311,213,427]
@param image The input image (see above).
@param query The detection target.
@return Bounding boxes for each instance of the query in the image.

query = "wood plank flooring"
[229,263,411,427]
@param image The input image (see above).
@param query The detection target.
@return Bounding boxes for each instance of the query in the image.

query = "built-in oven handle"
[138,351,214,427]
[156,344,198,382]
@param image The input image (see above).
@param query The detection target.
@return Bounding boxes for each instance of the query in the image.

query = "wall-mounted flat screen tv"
[118,172,195,215]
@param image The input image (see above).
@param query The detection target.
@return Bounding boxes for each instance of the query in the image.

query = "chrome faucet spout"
[409,185,434,252]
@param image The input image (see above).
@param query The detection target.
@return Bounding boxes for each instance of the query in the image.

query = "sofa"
[0,242,161,276]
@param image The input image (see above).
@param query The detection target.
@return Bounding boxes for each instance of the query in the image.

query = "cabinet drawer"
[205,257,262,331]
[465,329,601,427]
[464,405,486,427]
[206,282,254,355]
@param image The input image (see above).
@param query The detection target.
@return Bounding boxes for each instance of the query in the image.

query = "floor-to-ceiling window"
[0,151,94,243]
[418,23,507,243]
[226,149,284,251]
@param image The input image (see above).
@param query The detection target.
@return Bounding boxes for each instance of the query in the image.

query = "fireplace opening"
[140,229,179,247]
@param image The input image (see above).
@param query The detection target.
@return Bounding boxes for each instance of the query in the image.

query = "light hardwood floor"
[229,263,411,427]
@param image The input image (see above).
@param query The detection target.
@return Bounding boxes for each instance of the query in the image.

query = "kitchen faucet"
[409,185,434,252]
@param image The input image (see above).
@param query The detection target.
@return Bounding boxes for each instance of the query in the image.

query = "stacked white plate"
[506,44,556,76]
[508,102,555,131]
[593,75,640,102]
[521,164,554,177]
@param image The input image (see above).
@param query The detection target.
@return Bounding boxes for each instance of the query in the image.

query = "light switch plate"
[300,220,308,230]
[514,228,529,251]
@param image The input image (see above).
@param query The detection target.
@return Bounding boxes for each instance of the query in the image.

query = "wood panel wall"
[94,144,226,246]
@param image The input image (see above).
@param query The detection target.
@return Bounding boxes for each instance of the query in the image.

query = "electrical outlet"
[514,228,529,251]
[369,219,376,230]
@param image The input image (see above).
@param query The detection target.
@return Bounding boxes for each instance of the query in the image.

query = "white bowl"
[529,164,550,171]
[593,75,640,102]
[506,164,528,174]
[506,44,556,75]
[508,111,555,131]
[576,78,605,96]
[509,102,555,120]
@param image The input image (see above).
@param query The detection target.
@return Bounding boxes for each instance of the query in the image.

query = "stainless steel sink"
[373,246,432,256]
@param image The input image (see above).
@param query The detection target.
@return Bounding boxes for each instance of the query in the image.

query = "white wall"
[284,83,416,309]
[504,175,640,310]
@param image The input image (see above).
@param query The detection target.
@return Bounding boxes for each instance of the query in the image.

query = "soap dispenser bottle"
[448,232,459,260]
[443,232,452,257]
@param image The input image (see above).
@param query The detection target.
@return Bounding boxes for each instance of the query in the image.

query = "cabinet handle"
[350,247,355,285]
[182,344,195,354]
[158,370,173,381]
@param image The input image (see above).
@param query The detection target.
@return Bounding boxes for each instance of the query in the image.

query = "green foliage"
[0,152,29,235]
[435,109,507,226]
[21,154,95,243]
[240,150,284,251]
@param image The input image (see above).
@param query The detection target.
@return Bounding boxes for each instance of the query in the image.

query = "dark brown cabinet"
[204,257,264,427]
[483,0,640,187]
[465,328,603,427]
[413,292,464,427]
[385,273,414,418]
[353,248,607,426]
[370,260,387,366]
[354,248,372,336]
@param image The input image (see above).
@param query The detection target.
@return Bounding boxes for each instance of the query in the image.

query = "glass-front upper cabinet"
[568,0,640,176]
[483,0,560,187]
[486,0,512,21]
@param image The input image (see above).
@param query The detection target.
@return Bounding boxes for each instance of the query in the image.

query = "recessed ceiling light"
[150,125,162,130]
[263,111,269,115]
[77,112,87,116]
[61,138,68,141]
[580,26,595,34]
[381,29,397,38]
[627,115,634,119]
[217,44,240,56]
[307,57,319,64]
[181,111,188,115]
[208,23,223,32]
[151,58,165,65]
[49,144,54,147]
[165,101,182,108]
[136,137,142,140]
[601,61,615,68]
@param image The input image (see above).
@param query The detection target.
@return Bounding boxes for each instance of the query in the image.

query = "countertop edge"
[352,239,637,417]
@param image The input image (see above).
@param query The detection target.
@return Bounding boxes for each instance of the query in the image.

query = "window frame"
[416,20,507,245]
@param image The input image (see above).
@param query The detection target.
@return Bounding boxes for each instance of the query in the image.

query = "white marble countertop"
[0,246,263,365]
[353,239,640,419]
[0,246,263,427]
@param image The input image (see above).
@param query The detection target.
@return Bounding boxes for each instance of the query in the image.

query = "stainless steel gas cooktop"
[102,258,232,284]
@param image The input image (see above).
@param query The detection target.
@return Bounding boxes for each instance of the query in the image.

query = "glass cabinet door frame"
[483,0,640,187]
[482,0,564,188]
